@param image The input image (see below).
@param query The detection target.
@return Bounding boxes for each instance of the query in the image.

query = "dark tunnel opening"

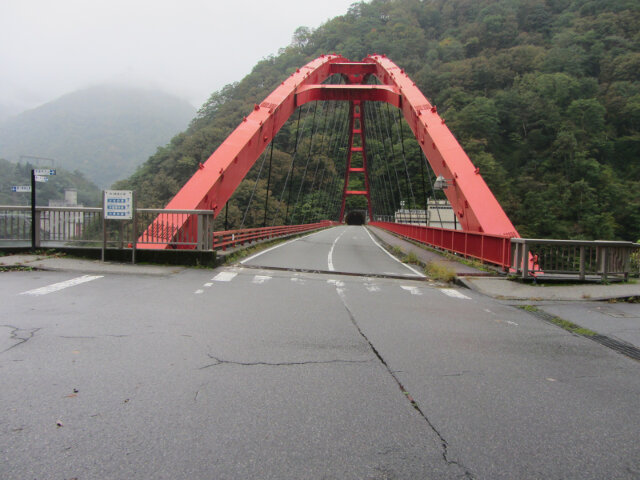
[345,211,366,225]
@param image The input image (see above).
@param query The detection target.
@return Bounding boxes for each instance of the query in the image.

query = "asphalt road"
[1,225,639,479]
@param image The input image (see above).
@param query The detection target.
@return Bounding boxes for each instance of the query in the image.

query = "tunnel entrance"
[345,210,366,225]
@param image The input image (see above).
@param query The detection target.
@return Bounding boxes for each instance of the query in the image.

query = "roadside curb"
[459,276,640,302]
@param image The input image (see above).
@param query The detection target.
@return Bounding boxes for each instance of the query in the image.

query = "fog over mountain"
[0,85,196,187]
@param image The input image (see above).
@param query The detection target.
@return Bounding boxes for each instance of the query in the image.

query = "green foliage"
[115,0,639,240]
[425,262,457,283]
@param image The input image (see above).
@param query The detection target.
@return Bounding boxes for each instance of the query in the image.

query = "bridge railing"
[369,221,512,269]
[0,205,336,252]
[0,205,215,251]
[511,238,640,281]
[212,221,337,251]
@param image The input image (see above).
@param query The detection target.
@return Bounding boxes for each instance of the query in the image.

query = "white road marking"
[204,282,213,287]
[252,275,271,284]
[506,320,519,326]
[401,285,422,295]
[441,288,471,299]
[20,275,103,296]
[365,283,380,292]
[195,289,204,294]
[290,277,306,284]
[327,279,345,287]
[240,229,328,264]
[212,272,237,282]
[362,227,425,277]
[327,228,348,271]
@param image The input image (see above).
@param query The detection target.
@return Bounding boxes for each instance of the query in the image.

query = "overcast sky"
[0,0,357,116]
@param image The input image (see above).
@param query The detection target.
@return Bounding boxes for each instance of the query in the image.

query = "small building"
[394,198,460,229]
[41,189,85,241]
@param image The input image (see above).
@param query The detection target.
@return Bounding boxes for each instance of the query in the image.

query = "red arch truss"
[143,54,518,249]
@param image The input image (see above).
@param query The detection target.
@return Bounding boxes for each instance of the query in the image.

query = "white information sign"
[34,175,49,183]
[12,185,32,192]
[34,168,56,176]
[104,190,133,220]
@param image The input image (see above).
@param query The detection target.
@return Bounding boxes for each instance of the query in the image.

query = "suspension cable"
[289,100,321,224]
[263,135,275,227]
[239,147,269,228]
[271,103,311,226]
[316,102,345,221]
[424,151,446,228]
[364,103,392,218]
[302,100,337,224]
[376,102,403,215]
[394,107,416,223]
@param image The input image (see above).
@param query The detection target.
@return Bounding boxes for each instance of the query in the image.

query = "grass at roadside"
[520,305,597,336]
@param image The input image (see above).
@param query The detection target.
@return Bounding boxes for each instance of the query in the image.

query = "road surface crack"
[334,293,475,479]
[200,354,373,370]
[1,325,40,353]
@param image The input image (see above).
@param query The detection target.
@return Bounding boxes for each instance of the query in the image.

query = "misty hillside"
[0,158,101,207]
[0,86,196,187]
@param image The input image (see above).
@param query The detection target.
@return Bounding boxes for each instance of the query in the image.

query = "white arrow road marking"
[212,272,237,282]
[441,288,471,299]
[20,275,103,296]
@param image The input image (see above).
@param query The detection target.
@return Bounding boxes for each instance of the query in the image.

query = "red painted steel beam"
[144,53,518,249]
[363,55,518,237]
[296,84,400,106]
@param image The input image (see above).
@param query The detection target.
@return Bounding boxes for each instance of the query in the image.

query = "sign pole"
[132,191,137,264]
[102,190,106,262]
[30,169,36,251]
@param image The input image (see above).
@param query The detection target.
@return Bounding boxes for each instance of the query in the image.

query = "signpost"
[30,168,56,249]
[102,190,136,263]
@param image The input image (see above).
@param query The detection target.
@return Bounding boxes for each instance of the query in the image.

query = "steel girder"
[143,54,518,249]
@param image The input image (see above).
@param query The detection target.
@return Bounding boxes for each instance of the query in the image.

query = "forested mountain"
[115,0,639,241]
[0,158,101,206]
[0,86,195,188]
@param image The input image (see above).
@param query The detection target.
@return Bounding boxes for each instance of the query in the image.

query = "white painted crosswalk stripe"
[441,288,471,299]
[20,275,103,296]
[212,272,237,282]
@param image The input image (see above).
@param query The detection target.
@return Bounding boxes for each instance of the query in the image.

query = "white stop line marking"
[441,288,471,300]
[212,272,237,282]
[20,275,103,296]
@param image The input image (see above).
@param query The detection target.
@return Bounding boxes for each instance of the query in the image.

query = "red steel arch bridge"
[142,54,518,268]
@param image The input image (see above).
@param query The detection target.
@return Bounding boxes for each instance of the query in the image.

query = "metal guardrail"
[213,221,337,250]
[0,205,334,253]
[0,205,214,251]
[511,238,640,281]
[369,221,512,268]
